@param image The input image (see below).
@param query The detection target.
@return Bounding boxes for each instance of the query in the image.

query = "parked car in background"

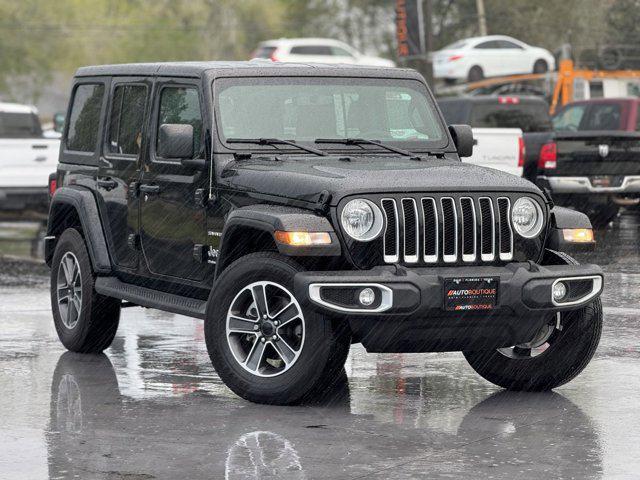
[433,35,555,83]
[538,98,640,226]
[438,96,553,177]
[0,102,60,213]
[252,38,395,67]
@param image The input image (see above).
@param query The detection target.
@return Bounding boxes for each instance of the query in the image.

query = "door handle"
[97,178,118,190]
[139,184,160,194]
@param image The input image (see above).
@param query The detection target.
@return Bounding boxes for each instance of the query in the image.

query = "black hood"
[219,155,541,206]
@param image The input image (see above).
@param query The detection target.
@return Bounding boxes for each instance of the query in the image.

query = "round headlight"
[512,197,544,238]
[340,199,384,242]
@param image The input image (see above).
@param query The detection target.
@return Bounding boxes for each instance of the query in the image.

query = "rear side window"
[157,87,203,159]
[581,103,622,130]
[0,112,42,138]
[66,84,105,152]
[470,103,552,132]
[290,45,333,56]
[108,85,147,156]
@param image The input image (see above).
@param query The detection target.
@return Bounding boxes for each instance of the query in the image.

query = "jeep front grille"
[380,196,514,265]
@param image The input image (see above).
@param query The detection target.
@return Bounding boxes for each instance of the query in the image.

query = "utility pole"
[422,0,434,85]
[476,0,488,36]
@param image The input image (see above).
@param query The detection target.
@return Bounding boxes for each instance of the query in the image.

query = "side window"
[290,45,333,56]
[108,85,147,156]
[66,84,105,152]
[499,40,523,49]
[331,46,353,57]
[552,105,586,131]
[474,41,500,49]
[157,87,203,159]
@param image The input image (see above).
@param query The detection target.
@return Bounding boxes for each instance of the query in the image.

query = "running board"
[94,277,207,319]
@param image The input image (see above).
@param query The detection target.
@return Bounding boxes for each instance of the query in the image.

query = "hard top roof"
[75,61,418,80]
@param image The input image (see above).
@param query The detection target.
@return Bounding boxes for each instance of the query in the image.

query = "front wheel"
[205,252,351,405]
[464,299,602,391]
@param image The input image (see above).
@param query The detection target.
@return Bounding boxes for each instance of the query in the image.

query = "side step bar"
[95,277,207,319]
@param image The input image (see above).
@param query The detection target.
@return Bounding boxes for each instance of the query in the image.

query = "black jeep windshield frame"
[212,76,449,154]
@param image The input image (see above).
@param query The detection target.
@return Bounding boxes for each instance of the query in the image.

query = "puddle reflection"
[46,351,603,479]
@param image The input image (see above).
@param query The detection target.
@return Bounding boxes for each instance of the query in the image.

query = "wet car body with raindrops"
[45,61,604,404]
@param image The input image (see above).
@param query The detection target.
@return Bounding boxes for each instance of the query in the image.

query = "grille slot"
[379,195,520,266]
[421,198,438,263]
[441,197,458,263]
[497,197,513,261]
[460,197,476,262]
[381,198,399,263]
[401,198,419,263]
[479,197,495,261]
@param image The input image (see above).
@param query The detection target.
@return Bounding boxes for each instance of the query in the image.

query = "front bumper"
[294,262,603,352]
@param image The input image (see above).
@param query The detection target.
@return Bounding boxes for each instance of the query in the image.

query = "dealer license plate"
[444,277,499,312]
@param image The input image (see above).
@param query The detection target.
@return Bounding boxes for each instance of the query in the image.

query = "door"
[496,40,529,74]
[139,80,209,281]
[96,79,149,270]
[472,41,503,77]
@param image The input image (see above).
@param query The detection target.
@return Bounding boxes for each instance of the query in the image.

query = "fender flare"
[46,187,112,273]
[215,204,340,275]
[546,206,594,252]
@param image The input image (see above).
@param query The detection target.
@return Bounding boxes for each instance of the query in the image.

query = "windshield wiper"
[227,138,327,157]
[314,138,418,158]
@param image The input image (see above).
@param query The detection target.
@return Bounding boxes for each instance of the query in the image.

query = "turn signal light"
[274,231,332,246]
[562,228,594,243]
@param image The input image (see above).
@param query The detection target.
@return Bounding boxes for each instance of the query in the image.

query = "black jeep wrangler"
[46,62,603,404]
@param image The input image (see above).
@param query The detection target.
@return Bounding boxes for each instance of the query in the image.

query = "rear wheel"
[588,204,619,228]
[50,228,121,353]
[468,66,484,82]
[464,253,602,390]
[205,252,351,405]
[533,59,548,73]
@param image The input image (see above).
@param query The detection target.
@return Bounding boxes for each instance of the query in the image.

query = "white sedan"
[252,38,396,68]
[432,35,555,83]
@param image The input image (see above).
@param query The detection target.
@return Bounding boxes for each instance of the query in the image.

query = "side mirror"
[448,124,474,158]
[158,124,194,159]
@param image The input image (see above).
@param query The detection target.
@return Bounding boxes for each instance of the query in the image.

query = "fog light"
[552,282,567,302]
[359,288,376,306]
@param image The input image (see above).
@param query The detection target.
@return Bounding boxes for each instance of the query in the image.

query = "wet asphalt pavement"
[1,214,640,479]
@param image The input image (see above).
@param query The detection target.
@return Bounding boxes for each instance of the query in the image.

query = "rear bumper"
[538,175,640,194]
[0,187,49,211]
[294,262,603,352]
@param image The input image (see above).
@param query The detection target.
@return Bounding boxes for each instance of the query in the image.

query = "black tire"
[464,253,602,391]
[50,228,121,353]
[589,204,620,228]
[468,66,484,83]
[533,59,548,74]
[205,252,351,405]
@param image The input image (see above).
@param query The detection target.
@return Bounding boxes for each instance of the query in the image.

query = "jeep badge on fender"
[45,61,603,404]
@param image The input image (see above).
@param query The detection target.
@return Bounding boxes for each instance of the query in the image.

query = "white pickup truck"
[464,127,523,177]
[0,102,60,213]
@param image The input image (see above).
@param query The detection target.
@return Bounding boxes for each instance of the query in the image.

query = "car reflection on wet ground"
[1,213,640,479]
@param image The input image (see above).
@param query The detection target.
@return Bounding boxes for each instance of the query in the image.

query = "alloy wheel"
[497,313,561,359]
[226,281,305,377]
[57,252,83,330]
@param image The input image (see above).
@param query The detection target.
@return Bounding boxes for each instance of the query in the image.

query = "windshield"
[215,77,446,151]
